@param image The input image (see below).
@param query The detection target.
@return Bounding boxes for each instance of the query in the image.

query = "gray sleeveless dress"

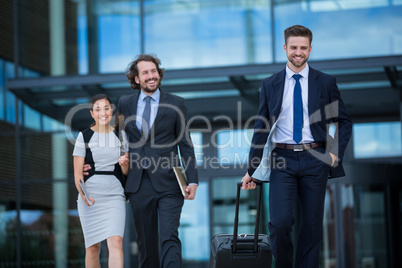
[73,130,128,248]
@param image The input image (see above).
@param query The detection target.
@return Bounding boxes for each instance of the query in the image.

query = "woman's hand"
[119,155,129,166]
[74,156,94,206]
[81,194,95,207]
[76,179,95,206]
[119,152,129,175]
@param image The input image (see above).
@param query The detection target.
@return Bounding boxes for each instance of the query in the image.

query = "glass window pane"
[211,177,256,236]
[4,61,14,123]
[144,0,272,69]
[17,183,85,267]
[340,184,388,268]
[5,91,15,124]
[190,132,204,166]
[321,184,337,267]
[22,69,41,78]
[43,115,65,132]
[217,129,253,165]
[179,181,209,262]
[0,59,4,120]
[274,2,402,61]
[97,1,141,73]
[0,208,17,263]
[23,105,41,130]
[399,188,402,251]
[78,3,88,75]
[353,122,402,158]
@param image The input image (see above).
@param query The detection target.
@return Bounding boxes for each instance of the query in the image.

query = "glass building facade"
[1,0,402,267]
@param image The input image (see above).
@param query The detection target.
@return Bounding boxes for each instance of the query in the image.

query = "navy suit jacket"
[117,89,198,193]
[248,67,353,178]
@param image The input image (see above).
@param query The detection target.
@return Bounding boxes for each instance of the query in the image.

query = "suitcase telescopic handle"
[233,181,263,253]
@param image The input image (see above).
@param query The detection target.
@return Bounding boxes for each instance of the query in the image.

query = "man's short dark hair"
[126,54,165,90]
[284,25,313,45]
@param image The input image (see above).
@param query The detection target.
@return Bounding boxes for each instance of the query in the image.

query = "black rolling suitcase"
[210,181,272,268]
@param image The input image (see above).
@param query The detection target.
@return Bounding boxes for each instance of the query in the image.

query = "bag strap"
[232,181,263,253]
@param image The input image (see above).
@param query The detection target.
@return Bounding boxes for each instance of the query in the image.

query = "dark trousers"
[269,147,331,268]
[127,170,184,268]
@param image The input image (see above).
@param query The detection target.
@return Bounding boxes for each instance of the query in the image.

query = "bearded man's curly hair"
[126,54,165,90]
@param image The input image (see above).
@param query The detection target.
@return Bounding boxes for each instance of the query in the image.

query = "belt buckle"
[293,144,304,151]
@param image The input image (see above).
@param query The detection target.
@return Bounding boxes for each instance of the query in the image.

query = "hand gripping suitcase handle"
[232,181,263,253]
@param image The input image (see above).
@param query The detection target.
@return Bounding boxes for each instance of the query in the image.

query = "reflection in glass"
[144,0,272,69]
[341,184,356,268]
[211,177,255,236]
[23,106,41,131]
[274,1,402,61]
[77,0,141,74]
[190,132,204,166]
[0,59,5,120]
[353,122,402,158]
[341,184,387,268]
[0,208,84,267]
[5,92,16,124]
[322,184,337,268]
[0,209,17,265]
[179,181,209,262]
[217,129,253,165]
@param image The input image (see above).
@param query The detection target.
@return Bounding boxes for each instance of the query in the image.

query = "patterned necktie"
[142,96,151,138]
[293,74,303,144]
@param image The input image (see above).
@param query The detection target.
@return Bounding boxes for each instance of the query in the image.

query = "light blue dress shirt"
[136,89,160,133]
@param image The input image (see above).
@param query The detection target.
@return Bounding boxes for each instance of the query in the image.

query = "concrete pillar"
[50,1,68,267]
[52,134,68,268]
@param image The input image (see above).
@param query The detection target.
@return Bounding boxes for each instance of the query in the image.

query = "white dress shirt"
[272,63,314,144]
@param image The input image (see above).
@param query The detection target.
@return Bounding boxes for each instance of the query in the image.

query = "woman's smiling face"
[90,98,112,126]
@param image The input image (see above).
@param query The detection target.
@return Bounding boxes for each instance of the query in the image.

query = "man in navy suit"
[117,54,198,267]
[242,25,352,268]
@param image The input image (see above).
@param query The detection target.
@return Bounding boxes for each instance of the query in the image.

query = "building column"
[50,0,66,76]
[52,134,68,268]
[50,1,68,267]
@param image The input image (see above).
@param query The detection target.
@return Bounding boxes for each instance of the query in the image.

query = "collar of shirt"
[285,62,309,80]
[136,89,161,132]
[138,88,161,103]
[272,63,314,144]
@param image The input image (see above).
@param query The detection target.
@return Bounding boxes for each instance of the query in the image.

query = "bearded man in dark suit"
[118,54,198,268]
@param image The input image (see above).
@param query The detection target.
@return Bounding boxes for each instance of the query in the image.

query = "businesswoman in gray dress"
[73,94,129,268]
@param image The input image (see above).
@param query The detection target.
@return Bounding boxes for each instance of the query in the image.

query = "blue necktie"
[293,74,303,144]
[142,96,151,138]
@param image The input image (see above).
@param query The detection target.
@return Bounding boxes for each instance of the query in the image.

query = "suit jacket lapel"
[127,91,141,136]
[150,89,168,135]
[272,69,286,120]
[308,67,320,116]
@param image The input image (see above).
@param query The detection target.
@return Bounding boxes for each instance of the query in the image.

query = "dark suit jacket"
[248,67,353,178]
[117,89,198,193]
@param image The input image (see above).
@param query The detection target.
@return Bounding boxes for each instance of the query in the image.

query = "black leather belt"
[275,142,320,151]
[94,171,114,175]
